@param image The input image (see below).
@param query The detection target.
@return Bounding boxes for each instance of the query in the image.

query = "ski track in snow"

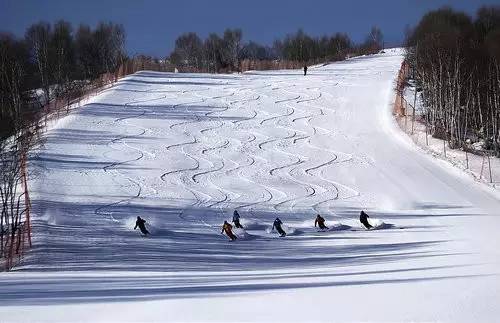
[9,50,500,323]
[95,94,170,221]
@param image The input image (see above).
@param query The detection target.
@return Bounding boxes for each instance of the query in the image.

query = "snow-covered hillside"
[1,49,499,322]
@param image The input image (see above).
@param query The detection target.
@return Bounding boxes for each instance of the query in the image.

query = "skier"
[221,220,237,241]
[233,210,243,229]
[314,214,329,230]
[272,217,286,237]
[303,64,308,76]
[360,211,373,229]
[134,216,150,235]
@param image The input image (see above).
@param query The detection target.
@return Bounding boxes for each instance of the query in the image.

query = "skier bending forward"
[134,216,150,235]
[272,217,286,237]
[222,220,237,241]
[314,214,329,230]
[360,211,373,229]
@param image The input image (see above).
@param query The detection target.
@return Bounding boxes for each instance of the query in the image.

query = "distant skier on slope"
[221,220,237,241]
[303,64,308,76]
[314,214,329,230]
[134,216,150,235]
[233,210,243,229]
[272,217,286,237]
[360,211,373,229]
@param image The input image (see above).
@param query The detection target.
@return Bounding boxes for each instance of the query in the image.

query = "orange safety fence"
[393,60,410,117]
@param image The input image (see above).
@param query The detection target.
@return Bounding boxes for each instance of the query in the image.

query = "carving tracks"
[94,75,359,226]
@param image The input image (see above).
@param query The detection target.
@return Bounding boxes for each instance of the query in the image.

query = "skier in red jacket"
[221,220,237,241]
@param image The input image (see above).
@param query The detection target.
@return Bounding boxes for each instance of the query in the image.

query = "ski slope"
[1,49,500,322]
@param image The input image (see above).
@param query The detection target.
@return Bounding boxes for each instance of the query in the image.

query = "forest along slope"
[1,48,500,322]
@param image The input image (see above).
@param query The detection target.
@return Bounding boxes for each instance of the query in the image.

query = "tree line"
[1,20,125,139]
[169,26,384,72]
[0,20,125,268]
[406,6,500,155]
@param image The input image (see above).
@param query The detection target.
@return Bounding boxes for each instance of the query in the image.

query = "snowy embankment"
[402,82,500,190]
[1,48,499,322]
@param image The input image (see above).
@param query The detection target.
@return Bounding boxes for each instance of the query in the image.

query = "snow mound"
[325,221,351,231]
[124,216,139,231]
[289,219,351,232]
[264,225,301,236]
[368,218,394,230]
[233,227,256,240]
[123,216,166,235]
[282,225,302,236]
[292,220,315,229]
[240,219,268,230]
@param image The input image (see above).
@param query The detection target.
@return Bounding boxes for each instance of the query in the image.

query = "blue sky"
[1,0,499,57]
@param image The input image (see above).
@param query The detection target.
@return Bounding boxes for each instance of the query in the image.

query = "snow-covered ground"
[1,48,500,322]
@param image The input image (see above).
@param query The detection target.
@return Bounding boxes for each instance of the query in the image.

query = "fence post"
[480,154,485,179]
[412,45,418,136]
[21,152,32,247]
[411,104,415,135]
[488,153,493,183]
[404,97,408,132]
[425,121,429,145]
[465,149,469,169]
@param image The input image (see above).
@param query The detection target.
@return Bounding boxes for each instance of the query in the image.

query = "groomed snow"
[1,48,500,322]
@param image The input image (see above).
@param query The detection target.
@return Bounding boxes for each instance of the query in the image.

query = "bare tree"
[222,28,242,71]
[406,6,500,155]
[204,33,224,73]
[50,20,74,98]
[94,22,125,76]
[170,32,203,70]
[75,24,99,79]
[25,22,52,105]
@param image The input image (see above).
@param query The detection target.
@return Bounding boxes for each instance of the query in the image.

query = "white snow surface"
[1,48,500,322]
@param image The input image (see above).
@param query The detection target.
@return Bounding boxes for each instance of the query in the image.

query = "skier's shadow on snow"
[0,263,487,306]
[11,199,479,305]
[28,200,450,267]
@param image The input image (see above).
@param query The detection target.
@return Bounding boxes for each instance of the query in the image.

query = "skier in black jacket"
[314,214,329,230]
[272,217,286,237]
[233,210,243,229]
[303,64,308,76]
[359,211,372,229]
[134,216,150,235]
